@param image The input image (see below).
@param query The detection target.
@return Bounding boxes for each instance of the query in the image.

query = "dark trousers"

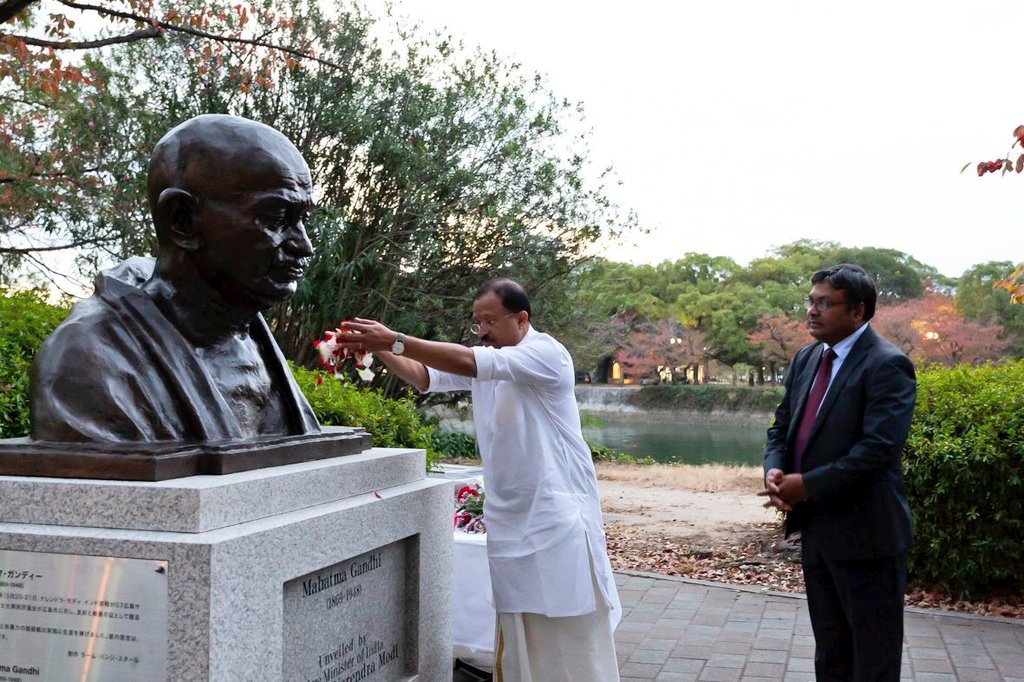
[801,544,907,682]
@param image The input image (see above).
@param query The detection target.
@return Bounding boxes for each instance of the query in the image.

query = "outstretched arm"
[336,318,477,385]
[371,350,430,392]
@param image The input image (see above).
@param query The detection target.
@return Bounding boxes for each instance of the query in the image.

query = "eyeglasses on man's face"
[470,312,517,335]
[806,295,848,312]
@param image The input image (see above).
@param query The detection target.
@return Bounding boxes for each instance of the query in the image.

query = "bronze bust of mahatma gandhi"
[0,115,368,480]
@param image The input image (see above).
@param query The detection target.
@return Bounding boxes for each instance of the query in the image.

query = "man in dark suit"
[761,264,916,682]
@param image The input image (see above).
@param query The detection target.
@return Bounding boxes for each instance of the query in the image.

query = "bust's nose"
[284,224,314,258]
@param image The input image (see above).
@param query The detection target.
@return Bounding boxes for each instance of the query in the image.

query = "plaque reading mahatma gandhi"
[283,539,415,682]
[0,550,167,682]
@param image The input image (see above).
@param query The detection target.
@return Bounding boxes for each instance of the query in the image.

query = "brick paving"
[614,571,1024,682]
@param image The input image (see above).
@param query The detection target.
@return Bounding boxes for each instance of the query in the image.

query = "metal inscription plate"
[283,539,414,682]
[0,550,167,682]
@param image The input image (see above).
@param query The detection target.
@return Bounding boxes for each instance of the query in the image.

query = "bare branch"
[0,240,102,254]
[15,0,348,71]
[20,251,88,298]
[6,26,159,50]
[0,166,102,184]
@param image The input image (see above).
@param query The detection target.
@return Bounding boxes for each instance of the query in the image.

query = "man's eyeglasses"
[806,296,847,312]
[470,312,517,335]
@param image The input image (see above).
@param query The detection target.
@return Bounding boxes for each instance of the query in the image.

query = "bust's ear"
[156,188,200,252]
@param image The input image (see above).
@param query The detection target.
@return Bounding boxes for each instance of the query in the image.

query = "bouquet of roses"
[313,322,375,383]
[454,481,485,534]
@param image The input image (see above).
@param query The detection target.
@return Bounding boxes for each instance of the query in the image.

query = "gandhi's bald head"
[145,114,314,311]
[147,114,309,247]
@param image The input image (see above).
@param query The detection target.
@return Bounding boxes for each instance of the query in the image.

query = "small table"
[452,530,495,668]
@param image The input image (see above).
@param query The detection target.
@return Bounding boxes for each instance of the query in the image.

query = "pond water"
[581,411,769,466]
[437,410,770,466]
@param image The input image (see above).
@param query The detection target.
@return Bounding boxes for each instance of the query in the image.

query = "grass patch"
[596,462,763,493]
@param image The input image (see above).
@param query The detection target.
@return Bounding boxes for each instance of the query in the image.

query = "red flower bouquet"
[454,481,485,534]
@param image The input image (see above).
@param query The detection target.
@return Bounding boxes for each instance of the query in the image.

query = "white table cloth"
[452,530,495,661]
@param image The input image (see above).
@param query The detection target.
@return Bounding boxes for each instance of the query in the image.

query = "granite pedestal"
[0,447,453,682]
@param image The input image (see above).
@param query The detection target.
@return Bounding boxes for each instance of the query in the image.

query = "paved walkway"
[613,571,1024,682]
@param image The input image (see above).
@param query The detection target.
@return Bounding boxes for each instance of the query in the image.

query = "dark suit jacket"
[764,325,916,560]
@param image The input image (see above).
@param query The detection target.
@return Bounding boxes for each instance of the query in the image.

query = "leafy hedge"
[0,291,68,439]
[429,430,478,459]
[428,428,649,465]
[589,441,656,465]
[638,384,785,412]
[904,360,1024,597]
[290,364,441,471]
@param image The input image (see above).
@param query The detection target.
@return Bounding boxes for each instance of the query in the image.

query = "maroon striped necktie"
[792,348,836,473]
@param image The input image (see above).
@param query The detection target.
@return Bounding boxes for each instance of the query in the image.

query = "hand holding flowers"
[313,322,375,382]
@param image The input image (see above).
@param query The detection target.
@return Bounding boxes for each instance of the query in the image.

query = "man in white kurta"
[338,278,621,682]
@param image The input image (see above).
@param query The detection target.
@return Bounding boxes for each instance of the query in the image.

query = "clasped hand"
[757,468,807,511]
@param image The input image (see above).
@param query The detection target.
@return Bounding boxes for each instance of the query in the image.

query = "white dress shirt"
[426,326,621,620]
[821,322,870,398]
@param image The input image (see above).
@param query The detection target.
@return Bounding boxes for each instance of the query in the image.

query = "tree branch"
[0,0,39,25]
[6,26,160,50]
[0,166,102,184]
[0,239,102,254]
[20,250,88,298]
[17,0,348,71]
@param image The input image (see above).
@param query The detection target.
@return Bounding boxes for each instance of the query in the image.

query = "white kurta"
[426,327,621,620]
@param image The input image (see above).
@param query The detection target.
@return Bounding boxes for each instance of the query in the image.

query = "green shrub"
[291,364,440,471]
[422,427,652,466]
[589,441,656,465]
[638,384,785,412]
[0,290,68,439]
[904,360,1024,597]
[430,430,478,459]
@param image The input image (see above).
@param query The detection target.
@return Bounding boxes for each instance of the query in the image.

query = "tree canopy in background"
[2,1,1019,393]
[1,0,633,394]
[572,242,1018,384]
[873,292,1010,367]
[1,0,346,291]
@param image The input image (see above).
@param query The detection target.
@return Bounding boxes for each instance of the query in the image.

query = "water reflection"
[582,412,768,466]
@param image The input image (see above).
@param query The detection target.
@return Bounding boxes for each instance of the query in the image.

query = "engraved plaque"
[283,539,415,682]
[0,550,167,682]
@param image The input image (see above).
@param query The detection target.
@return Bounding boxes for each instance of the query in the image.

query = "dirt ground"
[596,462,1024,619]
[596,462,776,545]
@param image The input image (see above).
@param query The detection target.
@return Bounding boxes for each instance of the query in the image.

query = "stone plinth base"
[0,447,452,681]
[0,425,372,481]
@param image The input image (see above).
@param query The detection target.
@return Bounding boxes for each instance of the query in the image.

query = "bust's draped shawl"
[31,257,320,443]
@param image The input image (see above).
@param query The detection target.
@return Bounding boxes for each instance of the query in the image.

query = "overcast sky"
[366,0,1024,279]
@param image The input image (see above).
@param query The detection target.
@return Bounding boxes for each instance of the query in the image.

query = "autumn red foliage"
[747,313,809,366]
[0,1,330,98]
[614,320,705,383]
[873,292,1009,365]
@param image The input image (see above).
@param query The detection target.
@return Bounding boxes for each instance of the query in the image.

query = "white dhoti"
[494,606,619,682]
[494,564,619,682]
